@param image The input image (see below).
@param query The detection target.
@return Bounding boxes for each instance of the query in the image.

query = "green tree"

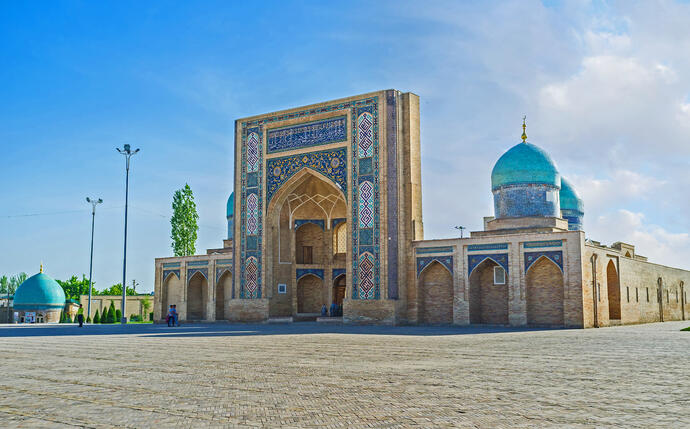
[1,272,28,295]
[86,315,92,323]
[98,283,136,296]
[93,309,100,323]
[57,275,91,300]
[170,183,199,256]
[141,296,151,317]
[100,308,108,323]
[115,309,122,322]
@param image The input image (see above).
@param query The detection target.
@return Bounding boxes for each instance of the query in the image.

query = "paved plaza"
[0,322,688,428]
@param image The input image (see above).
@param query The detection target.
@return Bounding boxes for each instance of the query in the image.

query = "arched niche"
[468,258,508,324]
[418,261,454,324]
[525,256,564,326]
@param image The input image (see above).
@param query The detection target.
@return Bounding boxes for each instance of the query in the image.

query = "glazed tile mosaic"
[468,253,509,276]
[524,251,563,272]
[416,256,454,277]
[267,115,347,153]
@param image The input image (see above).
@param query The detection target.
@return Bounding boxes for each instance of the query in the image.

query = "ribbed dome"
[491,142,560,190]
[560,178,584,212]
[226,192,234,218]
[13,272,65,310]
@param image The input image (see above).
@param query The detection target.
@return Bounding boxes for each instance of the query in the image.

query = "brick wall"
[418,261,453,324]
[525,257,564,325]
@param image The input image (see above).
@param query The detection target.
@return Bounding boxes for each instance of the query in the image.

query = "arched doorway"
[606,260,621,321]
[187,271,207,320]
[297,274,323,314]
[216,270,232,321]
[468,258,508,324]
[526,256,564,326]
[333,275,346,307]
[418,261,453,324]
[161,272,182,319]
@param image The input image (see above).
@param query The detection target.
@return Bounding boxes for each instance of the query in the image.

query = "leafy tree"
[141,296,151,317]
[98,283,136,296]
[170,183,199,256]
[57,275,91,300]
[1,272,27,295]
[93,309,100,323]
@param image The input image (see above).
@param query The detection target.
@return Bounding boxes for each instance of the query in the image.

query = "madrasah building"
[154,89,690,327]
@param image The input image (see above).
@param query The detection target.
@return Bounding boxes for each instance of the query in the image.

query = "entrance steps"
[317,317,343,323]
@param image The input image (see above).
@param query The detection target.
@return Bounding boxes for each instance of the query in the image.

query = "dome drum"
[493,183,561,219]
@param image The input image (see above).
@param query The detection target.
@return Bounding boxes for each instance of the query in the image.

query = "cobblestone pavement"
[0,321,688,428]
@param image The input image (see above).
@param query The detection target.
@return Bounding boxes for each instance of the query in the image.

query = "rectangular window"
[636,287,639,303]
[646,287,649,302]
[626,286,630,303]
[493,266,506,285]
[277,283,287,294]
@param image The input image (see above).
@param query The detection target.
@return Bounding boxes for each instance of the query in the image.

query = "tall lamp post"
[86,197,103,322]
[454,225,466,238]
[116,144,139,324]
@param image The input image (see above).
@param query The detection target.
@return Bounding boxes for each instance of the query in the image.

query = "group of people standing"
[321,302,343,317]
[166,305,179,326]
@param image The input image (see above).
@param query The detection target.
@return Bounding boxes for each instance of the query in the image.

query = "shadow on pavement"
[0,322,564,338]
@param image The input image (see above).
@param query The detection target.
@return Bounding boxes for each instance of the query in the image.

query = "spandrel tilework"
[267,116,347,153]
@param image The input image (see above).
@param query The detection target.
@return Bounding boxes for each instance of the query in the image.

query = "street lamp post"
[86,197,103,322]
[116,144,140,324]
[454,226,466,238]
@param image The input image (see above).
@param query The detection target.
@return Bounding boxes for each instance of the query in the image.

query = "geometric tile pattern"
[468,253,509,276]
[163,269,180,280]
[244,256,259,299]
[246,132,259,173]
[246,193,259,235]
[524,251,563,273]
[416,256,454,277]
[266,147,347,204]
[352,100,380,300]
[267,115,347,154]
[186,268,208,285]
[240,124,263,299]
[358,251,375,299]
[162,262,181,268]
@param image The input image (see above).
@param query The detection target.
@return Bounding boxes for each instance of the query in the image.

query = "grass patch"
[682,326,690,331]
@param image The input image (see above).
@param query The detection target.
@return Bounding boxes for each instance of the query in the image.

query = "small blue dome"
[13,272,65,310]
[491,142,561,190]
[560,177,584,213]
[226,192,234,218]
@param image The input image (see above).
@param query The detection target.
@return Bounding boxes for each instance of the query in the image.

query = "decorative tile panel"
[266,148,347,204]
[332,268,346,279]
[162,262,180,268]
[524,251,563,272]
[163,269,180,280]
[186,268,208,284]
[246,193,259,235]
[246,132,259,173]
[244,256,259,299]
[523,240,563,249]
[216,267,232,283]
[331,218,346,228]
[357,112,374,158]
[187,260,209,267]
[385,90,399,300]
[266,116,346,153]
[358,251,376,299]
[416,256,454,277]
[358,180,374,228]
[216,259,232,266]
[416,246,454,255]
[468,253,509,276]
[468,243,508,252]
[296,268,324,280]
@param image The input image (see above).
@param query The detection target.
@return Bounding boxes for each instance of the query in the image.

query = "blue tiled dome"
[13,272,65,310]
[491,142,561,190]
[226,192,234,218]
[560,177,584,213]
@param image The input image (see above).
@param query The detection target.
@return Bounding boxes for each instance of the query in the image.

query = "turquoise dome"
[226,192,234,218]
[491,142,561,190]
[13,272,65,310]
[560,177,584,213]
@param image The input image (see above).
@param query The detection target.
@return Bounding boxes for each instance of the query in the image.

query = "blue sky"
[3,0,690,292]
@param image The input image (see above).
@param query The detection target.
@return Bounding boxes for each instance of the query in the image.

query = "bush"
[115,309,122,322]
[106,305,115,323]
[93,309,100,323]
[149,312,154,321]
[86,316,92,323]
[129,314,141,322]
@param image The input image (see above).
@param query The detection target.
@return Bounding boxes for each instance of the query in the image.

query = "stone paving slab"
[0,322,688,428]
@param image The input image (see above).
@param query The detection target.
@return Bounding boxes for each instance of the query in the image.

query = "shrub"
[107,305,115,323]
[93,309,100,324]
[86,316,92,323]
[115,309,122,322]
[130,314,141,322]
[149,312,154,321]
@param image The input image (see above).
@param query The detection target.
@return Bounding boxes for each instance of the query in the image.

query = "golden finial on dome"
[521,115,527,143]
[40,261,43,273]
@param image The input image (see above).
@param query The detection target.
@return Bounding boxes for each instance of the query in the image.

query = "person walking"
[77,304,85,327]
[167,305,174,327]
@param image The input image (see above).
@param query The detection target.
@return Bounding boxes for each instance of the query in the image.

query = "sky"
[2,0,690,293]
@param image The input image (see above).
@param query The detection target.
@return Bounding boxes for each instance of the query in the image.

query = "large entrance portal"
[265,168,348,319]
